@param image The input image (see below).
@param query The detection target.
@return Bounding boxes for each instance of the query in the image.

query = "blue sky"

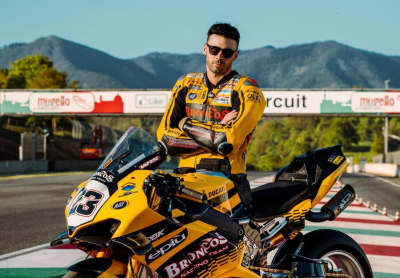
[0,0,399,59]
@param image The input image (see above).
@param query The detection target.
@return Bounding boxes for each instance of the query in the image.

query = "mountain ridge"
[1,36,399,89]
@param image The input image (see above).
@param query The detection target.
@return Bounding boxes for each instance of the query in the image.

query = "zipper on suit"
[201,87,210,123]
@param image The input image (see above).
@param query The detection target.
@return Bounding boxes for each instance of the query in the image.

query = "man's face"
[203,34,239,75]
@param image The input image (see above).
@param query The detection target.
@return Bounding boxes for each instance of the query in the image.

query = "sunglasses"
[206,43,237,58]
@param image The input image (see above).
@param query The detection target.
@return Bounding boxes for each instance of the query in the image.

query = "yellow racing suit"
[157,70,266,175]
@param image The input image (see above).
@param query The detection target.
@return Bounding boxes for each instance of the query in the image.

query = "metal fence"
[71,120,94,142]
[17,122,123,161]
[20,133,48,160]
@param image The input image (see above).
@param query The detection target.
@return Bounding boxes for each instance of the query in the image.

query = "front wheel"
[272,229,373,278]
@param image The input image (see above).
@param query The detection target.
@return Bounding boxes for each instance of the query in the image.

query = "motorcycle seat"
[250,181,310,221]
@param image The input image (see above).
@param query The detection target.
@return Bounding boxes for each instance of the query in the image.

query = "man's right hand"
[179,117,188,131]
[220,110,238,125]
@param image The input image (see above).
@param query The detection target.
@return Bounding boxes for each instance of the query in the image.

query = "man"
[157,23,266,206]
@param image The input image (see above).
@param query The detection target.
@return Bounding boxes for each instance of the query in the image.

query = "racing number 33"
[69,189,104,217]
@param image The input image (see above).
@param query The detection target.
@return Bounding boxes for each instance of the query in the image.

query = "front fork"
[93,247,143,277]
[93,247,143,278]
[127,258,141,278]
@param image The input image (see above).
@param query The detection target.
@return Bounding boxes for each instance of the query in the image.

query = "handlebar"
[149,173,207,202]
[181,186,207,202]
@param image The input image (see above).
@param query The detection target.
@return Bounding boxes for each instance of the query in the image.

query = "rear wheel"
[319,250,366,277]
[272,229,373,278]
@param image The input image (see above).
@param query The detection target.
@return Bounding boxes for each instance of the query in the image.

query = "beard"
[207,59,232,75]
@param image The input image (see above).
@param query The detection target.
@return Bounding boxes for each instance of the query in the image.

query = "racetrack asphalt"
[341,173,400,217]
[0,173,93,255]
[0,171,399,255]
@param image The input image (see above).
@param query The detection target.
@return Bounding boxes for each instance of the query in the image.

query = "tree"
[1,54,80,131]
[0,69,8,89]
[356,118,374,142]
[371,135,384,153]
[316,118,359,151]
[389,118,400,151]
[4,54,73,89]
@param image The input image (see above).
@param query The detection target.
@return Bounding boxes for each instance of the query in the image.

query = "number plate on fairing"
[67,180,110,227]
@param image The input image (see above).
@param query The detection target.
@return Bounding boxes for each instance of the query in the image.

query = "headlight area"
[109,231,153,256]
[70,219,121,252]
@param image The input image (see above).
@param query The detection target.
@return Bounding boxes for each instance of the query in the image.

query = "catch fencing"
[17,122,123,161]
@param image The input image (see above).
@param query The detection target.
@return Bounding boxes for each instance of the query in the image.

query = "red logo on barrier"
[92,95,124,113]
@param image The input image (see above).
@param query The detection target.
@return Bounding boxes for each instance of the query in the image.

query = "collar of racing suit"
[203,70,239,89]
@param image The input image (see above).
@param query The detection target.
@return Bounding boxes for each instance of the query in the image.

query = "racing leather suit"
[157,70,266,175]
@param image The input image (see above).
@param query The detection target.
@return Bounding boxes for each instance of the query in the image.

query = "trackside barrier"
[0,160,97,175]
[365,163,399,177]
[48,160,100,172]
[346,164,360,173]
[347,163,399,177]
[0,160,99,175]
[0,161,48,175]
[48,160,178,172]
[0,160,179,175]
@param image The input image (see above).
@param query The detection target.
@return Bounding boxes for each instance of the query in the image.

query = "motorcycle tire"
[272,229,373,278]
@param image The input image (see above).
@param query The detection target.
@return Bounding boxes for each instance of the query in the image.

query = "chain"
[326,274,352,278]
[246,265,352,278]
[246,265,290,274]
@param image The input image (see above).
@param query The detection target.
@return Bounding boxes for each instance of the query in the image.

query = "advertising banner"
[1,90,400,116]
[350,92,400,113]
[264,91,325,114]
[29,92,95,113]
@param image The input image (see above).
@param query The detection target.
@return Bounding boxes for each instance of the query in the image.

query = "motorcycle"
[52,126,373,278]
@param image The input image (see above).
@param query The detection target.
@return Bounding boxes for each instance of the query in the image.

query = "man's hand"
[179,117,188,131]
[220,110,238,125]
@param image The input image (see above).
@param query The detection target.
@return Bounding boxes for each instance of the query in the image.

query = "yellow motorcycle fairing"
[65,168,260,278]
[65,170,165,238]
[311,159,347,208]
[144,227,260,278]
[171,171,241,215]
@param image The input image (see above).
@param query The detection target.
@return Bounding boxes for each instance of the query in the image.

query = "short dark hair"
[207,23,240,48]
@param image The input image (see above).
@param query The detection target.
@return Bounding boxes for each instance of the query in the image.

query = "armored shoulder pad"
[243,77,259,88]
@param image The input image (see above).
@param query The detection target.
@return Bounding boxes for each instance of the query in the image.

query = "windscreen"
[98,126,160,174]
[67,127,161,231]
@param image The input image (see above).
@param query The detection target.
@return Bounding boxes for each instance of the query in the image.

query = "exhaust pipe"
[306,184,355,222]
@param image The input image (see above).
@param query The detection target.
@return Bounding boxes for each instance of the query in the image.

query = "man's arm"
[157,76,206,157]
[178,110,237,130]
[181,78,266,156]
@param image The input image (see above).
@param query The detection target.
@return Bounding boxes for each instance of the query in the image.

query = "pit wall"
[0,160,178,175]
[0,161,48,175]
